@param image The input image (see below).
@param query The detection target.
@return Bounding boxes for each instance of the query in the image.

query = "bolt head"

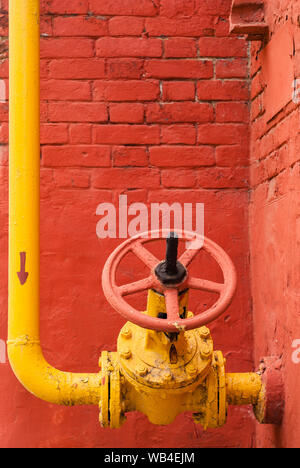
[136,365,148,376]
[199,326,210,339]
[163,370,172,382]
[121,328,132,339]
[120,348,132,360]
[186,365,197,377]
[200,342,212,358]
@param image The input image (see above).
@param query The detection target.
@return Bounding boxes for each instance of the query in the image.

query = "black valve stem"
[166,232,179,275]
[154,231,187,286]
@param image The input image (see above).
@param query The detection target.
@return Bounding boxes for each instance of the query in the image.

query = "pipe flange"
[254,356,284,425]
[99,351,125,429]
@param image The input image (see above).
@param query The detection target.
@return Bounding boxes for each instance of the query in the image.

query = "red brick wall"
[249,0,300,448]
[0,0,254,447]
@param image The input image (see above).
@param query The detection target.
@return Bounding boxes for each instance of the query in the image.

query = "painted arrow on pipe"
[17,252,28,285]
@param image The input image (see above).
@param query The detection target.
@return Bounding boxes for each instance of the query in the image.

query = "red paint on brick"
[163,82,195,101]
[53,16,108,37]
[93,80,159,102]
[249,2,300,449]
[149,146,215,167]
[164,38,197,58]
[145,59,213,79]
[146,102,214,123]
[93,125,160,145]
[0,0,260,449]
[49,59,106,79]
[96,38,162,58]
[49,102,108,123]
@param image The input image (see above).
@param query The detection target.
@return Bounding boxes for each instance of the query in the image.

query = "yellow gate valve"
[100,230,284,429]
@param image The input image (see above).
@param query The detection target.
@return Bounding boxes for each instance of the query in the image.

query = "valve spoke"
[131,241,160,270]
[179,248,200,267]
[118,276,154,297]
[164,289,180,322]
[187,277,224,294]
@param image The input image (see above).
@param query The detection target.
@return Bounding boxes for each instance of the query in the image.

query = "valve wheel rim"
[102,229,237,333]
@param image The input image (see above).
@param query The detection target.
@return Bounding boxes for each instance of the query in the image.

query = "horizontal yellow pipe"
[8,0,100,405]
[226,373,262,406]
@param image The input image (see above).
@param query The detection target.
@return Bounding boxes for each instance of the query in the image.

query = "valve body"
[99,290,264,429]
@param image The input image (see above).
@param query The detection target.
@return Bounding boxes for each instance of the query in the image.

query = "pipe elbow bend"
[7,336,101,406]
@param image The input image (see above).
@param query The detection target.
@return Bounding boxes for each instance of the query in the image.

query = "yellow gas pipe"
[8,0,101,406]
[7,0,280,429]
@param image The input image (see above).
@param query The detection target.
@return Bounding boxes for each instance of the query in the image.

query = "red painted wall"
[249,0,300,448]
[0,0,255,448]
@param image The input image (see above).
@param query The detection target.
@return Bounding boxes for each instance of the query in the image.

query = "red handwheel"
[102,229,237,333]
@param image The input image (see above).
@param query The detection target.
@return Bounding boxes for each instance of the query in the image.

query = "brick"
[41,80,91,101]
[0,1,8,13]
[163,82,195,101]
[89,0,158,16]
[250,43,262,78]
[0,102,8,121]
[93,80,160,102]
[53,16,108,37]
[49,102,108,123]
[251,70,266,100]
[198,37,247,58]
[112,146,148,166]
[214,17,230,37]
[40,61,49,80]
[40,124,69,144]
[216,59,248,79]
[0,145,8,165]
[197,0,232,15]
[149,146,215,167]
[161,125,197,144]
[106,59,144,79]
[92,168,161,189]
[49,59,106,79]
[54,169,90,189]
[0,38,8,61]
[40,102,48,123]
[96,38,162,58]
[216,145,249,167]
[93,125,160,145]
[145,60,213,79]
[197,167,249,188]
[69,124,92,144]
[198,124,249,145]
[109,103,145,123]
[0,59,8,78]
[108,17,144,36]
[41,0,88,14]
[40,16,53,37]
[42,145,111,167]
[40,38,94,58]
[160,0,197,18]
[250,94,264,122]
[197,81,249,101]
[164,38,197,58]
[145,17,215,37]
[161,169,197,188]
[146,102,213,123]
[0,122,8,143]
[216,102,249,123]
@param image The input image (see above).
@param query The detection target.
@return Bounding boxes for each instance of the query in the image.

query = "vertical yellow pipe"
[8,0,100,405]
[9,0,40,344]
